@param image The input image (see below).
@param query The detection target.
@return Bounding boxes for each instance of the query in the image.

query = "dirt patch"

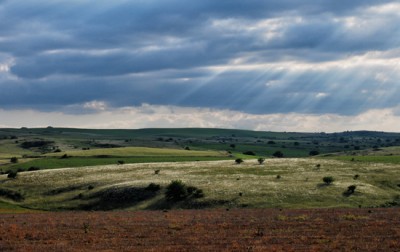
[0,208,398,251]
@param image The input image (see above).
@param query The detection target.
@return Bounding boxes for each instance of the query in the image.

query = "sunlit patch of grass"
[1,158,399,210]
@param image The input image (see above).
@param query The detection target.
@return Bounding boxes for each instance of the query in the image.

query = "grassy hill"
[1,158,399,211]
[1,127,400,211]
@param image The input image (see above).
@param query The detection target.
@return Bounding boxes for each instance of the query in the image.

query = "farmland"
[0,127,399,250]
[1,208,399,251]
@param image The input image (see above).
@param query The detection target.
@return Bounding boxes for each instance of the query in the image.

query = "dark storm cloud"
[0,0,399,116]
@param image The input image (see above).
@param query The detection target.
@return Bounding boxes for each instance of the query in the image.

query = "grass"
[1,147,230,172]
[44,146,225,157]
[1,158,399,211]
[4,156,232,170]
[326,155,400,164]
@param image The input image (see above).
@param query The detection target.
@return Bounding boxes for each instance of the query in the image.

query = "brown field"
[1,208,399,251]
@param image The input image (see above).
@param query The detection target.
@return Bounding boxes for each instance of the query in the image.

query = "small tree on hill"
[7,170,18,179]
[257,158,265,165]
[272,151,283,158]
[10,157,18,163]
[235,158,244,164]
[323,176,334,185]
[347,185,357,194]
[165,180,188,201]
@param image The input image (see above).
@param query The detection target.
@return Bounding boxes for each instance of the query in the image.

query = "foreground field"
[0,208,399,251]
[1,158,399,210]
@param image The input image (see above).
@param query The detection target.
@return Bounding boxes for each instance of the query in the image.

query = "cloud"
[0,1,399,129]
[1,104,400,133]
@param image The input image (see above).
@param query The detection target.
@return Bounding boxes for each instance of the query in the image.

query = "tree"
[347,185,357,194]
[323,176,334,185]
[165,180,188,201]
[235,158,244,164]
[309,150,319,156]
[257,158,265,165]
[7,170,18,179]
[10,157,18,163]
[272,151,283,158]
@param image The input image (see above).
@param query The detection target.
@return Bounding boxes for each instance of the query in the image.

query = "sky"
[1,0,400,132]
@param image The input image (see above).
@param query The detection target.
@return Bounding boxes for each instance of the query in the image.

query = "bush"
[165,181,204,201]
[28,166,40,171]
[117,160,125,165]
[146,183,161,192]
[165,180,188,201]
[10,157,18,163]
[243,151,255,156]
[323,176,334,185]
[235,158,244,164]
[257,158,265,165]
[347,185,357,193]
[272,151,283,158]
[7,170,18,179]
[309,150,319,156]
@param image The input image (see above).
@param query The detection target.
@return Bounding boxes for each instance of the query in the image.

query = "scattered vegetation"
[165,180,204,201]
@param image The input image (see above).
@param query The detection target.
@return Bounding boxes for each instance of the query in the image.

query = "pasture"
[1,158,399,211]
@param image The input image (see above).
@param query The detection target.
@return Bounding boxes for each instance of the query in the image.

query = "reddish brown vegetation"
[0,208,399,251]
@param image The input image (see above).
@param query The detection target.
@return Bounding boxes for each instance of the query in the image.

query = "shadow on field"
[78,186,159,210]
[316,183,331,188]
[72,185,233,211]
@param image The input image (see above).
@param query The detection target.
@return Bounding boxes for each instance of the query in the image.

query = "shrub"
[10,157,18,163]
[309,150,320,156]
[165,180,188,201]
[276,175,281,179]
[192,189,204,198]
[117,160,125,165]
[165,181,204,201]
[272,151,283,158]
[28,166,40,171]
[323,176,334,185]
[353,174,359,180]
[146,183,161,192]
[243,151,255,156]
[60,154,69,159]
[235,158,244,164]
[187,186,204,198]
[7,170,18,179]
[347,185,357,193]
[257,158,265,165]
